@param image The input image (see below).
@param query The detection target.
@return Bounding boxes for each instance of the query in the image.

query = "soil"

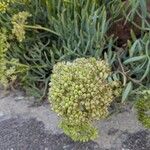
[108,19,140,47]
[108,0,150,47]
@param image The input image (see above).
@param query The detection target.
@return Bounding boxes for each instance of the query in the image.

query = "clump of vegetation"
[0,29,28,88]
[0,0,149,100]
[135,89,150,128]
[49,57,122,141]
[0,0,149,141]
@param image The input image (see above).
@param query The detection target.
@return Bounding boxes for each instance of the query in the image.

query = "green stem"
[24,25,61,36]
[6,60,29,68]
[6,60,49,69]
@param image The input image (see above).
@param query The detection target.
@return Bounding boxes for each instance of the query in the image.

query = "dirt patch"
[108,19,141,47]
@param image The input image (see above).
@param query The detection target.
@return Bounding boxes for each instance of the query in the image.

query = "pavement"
[0,88,149,150]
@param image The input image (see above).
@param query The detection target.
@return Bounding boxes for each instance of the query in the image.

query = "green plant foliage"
[125,0,150,30]
[124,33,150,84]
[117,32,150,101]
[49,57,122,141]
[0,0,149,102]
[0,0,52,98]
[44,0,126,59]
[135,89,150,128]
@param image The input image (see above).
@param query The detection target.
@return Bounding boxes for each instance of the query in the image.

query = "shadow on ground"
[0,89,150,150]
[0,117,149,150]
[0,117,100,150]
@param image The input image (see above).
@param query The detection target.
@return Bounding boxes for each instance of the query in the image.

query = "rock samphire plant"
[0,29,28,88]
[49,57,122,142]
[135,89,150,129]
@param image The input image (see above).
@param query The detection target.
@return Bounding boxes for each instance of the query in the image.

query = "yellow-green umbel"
[136,89,150,129]
[49,57,122,142]
[0,30,28,88]
[0,0,10,13]
[0,1,31,13]
[11,11,31,42]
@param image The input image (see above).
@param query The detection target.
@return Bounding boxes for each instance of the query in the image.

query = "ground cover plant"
[0,0,150,141]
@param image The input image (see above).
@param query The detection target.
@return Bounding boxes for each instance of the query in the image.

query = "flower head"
[49,57,122,141]
[12,11,31,42]
[136,89,150,128]
[0,1,9,13]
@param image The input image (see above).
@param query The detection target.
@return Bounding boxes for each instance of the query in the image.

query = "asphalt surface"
[0,89,150,150]
[0,117,100,150]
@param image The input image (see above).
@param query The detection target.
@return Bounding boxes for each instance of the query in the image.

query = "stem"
[24,25,61,36]
[117,55,143,86]
[6,60,29,68]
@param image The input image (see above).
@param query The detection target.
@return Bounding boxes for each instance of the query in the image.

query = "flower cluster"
[0,30,10,87]
[0,0,9,12]
[0,29,28,88]
[49,57,122,141]
[136,89,150,128]
[0,0,30,13]
[60,119,98,142]
[12,11,31,42]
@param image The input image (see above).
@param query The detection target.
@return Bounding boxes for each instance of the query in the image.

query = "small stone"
[63,144,70,150]
[15,96,24,101]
